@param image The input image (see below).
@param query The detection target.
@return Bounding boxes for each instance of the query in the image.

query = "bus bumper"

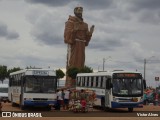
[111,101,143,108]
[24,100,57,107]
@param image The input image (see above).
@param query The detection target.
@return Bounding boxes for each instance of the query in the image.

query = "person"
[80,89,86,100]
[143,92,147,105]
[64,89,70,110]
[0,97,2,112]
[56,89,63,110]
[61,89,65,109]
[80,98,87,112]
[64,6,95,70]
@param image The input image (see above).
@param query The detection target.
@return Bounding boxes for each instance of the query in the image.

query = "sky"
[0,0,160,87]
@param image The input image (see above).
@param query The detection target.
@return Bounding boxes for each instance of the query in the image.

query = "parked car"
[0,84,9,103]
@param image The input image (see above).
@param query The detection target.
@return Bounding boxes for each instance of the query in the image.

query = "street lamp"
[143,56,155,83]
[102,56,111,71]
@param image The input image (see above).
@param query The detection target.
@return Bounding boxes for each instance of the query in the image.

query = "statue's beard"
[76,13,83,20]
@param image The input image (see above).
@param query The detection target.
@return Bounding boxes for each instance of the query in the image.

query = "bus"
[9,69,57,110]
[76,70,145,112]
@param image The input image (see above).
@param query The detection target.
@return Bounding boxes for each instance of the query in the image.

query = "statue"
[64,6,94,87]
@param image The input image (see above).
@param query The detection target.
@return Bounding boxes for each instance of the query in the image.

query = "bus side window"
[85,77,88,87]
[86,77,89,87]
[98,76,101,88]
[91,77,94,87]
[89,77,91,87]
[82,77,85,86]
[77,77,81,86]
[106,78,112,89]
[93,76,96,87]
[102,76,106,88]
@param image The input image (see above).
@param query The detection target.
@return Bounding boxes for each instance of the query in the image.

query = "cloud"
[123,0,160,24]
[128,0,160,12]
[27,8,65,46]
[0,22,19,40]
[26,0,72,7]
[26,0,114,10]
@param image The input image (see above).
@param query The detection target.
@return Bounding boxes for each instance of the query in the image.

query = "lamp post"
[143,56,155,84]
[102,56,111,71]
[144,58,146,81]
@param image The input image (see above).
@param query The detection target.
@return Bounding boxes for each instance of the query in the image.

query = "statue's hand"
[74,23,79,31]
[90,25,95,34]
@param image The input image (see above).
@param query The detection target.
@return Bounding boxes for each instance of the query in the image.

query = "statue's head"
[74,6,83,19]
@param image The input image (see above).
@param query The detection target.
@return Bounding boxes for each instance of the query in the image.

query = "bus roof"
[10,69,56,76]
[77,70,141,77]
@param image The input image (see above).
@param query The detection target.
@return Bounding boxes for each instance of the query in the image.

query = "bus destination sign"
[113,73,142,78]
[32,70,49,76]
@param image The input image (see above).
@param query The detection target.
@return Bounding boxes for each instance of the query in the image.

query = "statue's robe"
[64,15,92,69]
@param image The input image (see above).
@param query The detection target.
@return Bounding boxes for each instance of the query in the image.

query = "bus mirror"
[143,79,146,89]
[106,78,112,89]
[110,83,113,88]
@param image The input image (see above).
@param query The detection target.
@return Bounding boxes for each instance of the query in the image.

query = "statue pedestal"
[65,76,76,88]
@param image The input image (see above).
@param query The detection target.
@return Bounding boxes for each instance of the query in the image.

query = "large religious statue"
[64,6,94,87]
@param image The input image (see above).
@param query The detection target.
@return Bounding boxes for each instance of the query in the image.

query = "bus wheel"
[128,108,133,112]
[20,105,26,110]
[101,97,105,110]
[46,106,51,111]
[11,95,16,107]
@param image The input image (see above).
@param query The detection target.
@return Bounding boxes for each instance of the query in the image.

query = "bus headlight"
[113,98,119,102]
[132,97,138,102]
[24,98,32,101]
[48,98,55,100]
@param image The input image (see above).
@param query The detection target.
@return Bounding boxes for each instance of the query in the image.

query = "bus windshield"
[25,76,57,93]
[0,88,8,93]
[112,78,143,97]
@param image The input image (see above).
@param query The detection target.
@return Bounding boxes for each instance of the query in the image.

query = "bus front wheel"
[101,97,105,110]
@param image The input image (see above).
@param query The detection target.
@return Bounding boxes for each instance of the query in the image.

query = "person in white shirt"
[56,89,63,110]
[64,89,70,110]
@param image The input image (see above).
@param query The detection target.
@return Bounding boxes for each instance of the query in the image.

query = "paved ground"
[0,102,160,120]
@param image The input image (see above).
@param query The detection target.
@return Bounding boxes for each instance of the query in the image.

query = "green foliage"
[7,67,21,76]
[0,65,8,83]
[67,67,79,79]
[56,69,65,79]
[67,65,93,79]
[79,66,93,73]
[25,66,41,69]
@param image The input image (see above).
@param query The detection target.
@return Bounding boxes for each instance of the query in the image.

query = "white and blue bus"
[76,70,145,112]
[9,69,57,110]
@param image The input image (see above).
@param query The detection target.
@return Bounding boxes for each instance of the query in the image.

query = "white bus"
[76,70,145,112]
[9,69,57,110]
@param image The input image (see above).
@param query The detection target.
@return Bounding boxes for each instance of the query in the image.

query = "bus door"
[20,76,25,106]
[105,77,111,107]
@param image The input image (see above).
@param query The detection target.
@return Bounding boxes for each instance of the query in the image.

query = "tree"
[56,69,65,79]
[7,67,21,76]
[26,66,41,69]
[0,65,8,83]
[79,65,93,73]
[56,69,65,87]
[67,67,79,79]
[67,65,93,79]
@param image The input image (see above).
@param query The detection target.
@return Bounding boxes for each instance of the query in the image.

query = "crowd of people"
[54,88,96,112]
[143,87,160,106]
